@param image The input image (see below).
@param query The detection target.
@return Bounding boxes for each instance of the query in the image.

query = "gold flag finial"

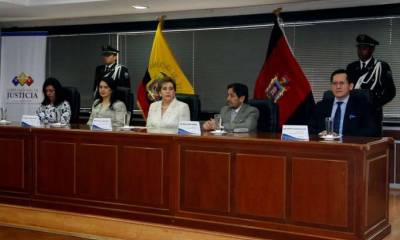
[157,15,166,22]
[157,15,166,29]
[273,8,282,17]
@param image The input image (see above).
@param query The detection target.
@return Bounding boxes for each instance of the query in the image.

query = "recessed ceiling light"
[132,5,148,10]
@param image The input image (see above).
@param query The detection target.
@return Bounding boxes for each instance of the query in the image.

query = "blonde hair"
[157,77,176,92]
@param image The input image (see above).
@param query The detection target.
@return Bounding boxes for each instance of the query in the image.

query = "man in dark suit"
[309,69,377,137]
[93,45,131,98]
[346,34,396,134]
[203,83,259,132]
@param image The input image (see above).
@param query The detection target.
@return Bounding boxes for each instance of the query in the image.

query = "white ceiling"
[1,0,400,27]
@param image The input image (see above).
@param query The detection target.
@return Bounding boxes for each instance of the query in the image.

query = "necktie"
[361,62,366,70]
[333,102,343,134]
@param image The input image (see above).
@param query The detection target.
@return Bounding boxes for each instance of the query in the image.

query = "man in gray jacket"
[203,83,259,132]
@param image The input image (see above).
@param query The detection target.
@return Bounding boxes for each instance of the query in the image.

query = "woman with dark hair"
[87,77,127,127]
[36,77,71,124]
[146,77,190,129]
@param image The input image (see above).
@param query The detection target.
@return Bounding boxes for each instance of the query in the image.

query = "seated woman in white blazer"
[146,77,190,129]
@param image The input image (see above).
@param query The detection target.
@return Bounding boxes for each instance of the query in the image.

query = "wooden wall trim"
[0,204,260,240]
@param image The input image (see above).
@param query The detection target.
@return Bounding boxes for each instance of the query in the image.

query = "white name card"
[178,121,201,135]
[281,125,309,141]
[91,118,112,131]
[21,115,41,127]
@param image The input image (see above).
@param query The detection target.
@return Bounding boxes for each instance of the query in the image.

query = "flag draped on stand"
[137,18,194,119]
[253,13,315,127]
[0,32,47,122]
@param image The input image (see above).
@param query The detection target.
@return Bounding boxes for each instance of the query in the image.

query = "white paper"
[281,125,309,141]
[178,121,201,135]
[91,118,112,131]
[21,115,41,127]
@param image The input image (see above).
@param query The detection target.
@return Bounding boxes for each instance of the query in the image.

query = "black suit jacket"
[93,63,131,93]
[309,93,377,137]
[346,58,395,108]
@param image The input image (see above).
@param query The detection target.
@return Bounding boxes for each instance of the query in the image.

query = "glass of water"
[0,107,7,121]
[55,109,61,123]
[325,117,333,135]
[124,112,131,127]
[214,114,222,131]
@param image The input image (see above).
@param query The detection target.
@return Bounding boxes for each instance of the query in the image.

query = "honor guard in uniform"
[346,34,396,134]
[93,45,131,98]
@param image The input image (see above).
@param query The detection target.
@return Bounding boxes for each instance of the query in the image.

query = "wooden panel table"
[383,127,400,184]
[0,125,392,240]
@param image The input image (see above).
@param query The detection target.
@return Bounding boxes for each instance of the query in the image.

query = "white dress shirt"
[146,98,190,129]
[360,57,372,69]
[230,105,242,122]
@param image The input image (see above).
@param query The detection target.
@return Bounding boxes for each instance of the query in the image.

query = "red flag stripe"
[136,70,151,119]
[253,17,314,126]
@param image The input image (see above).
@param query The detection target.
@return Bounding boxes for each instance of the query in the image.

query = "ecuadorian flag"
[137,18,194,119]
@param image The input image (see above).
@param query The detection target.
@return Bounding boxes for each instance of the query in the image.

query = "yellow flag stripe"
[147,22,194,94]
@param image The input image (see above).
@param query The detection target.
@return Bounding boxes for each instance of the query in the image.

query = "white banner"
[0,32,47,122]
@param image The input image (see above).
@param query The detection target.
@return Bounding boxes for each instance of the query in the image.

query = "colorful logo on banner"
[7,72,39,102]
[11,72,34,87]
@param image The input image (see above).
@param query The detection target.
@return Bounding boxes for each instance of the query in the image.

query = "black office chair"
[115,87,134,113]
[176,94,201,121]
[248,99,279,132]
[63,86,80,124]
